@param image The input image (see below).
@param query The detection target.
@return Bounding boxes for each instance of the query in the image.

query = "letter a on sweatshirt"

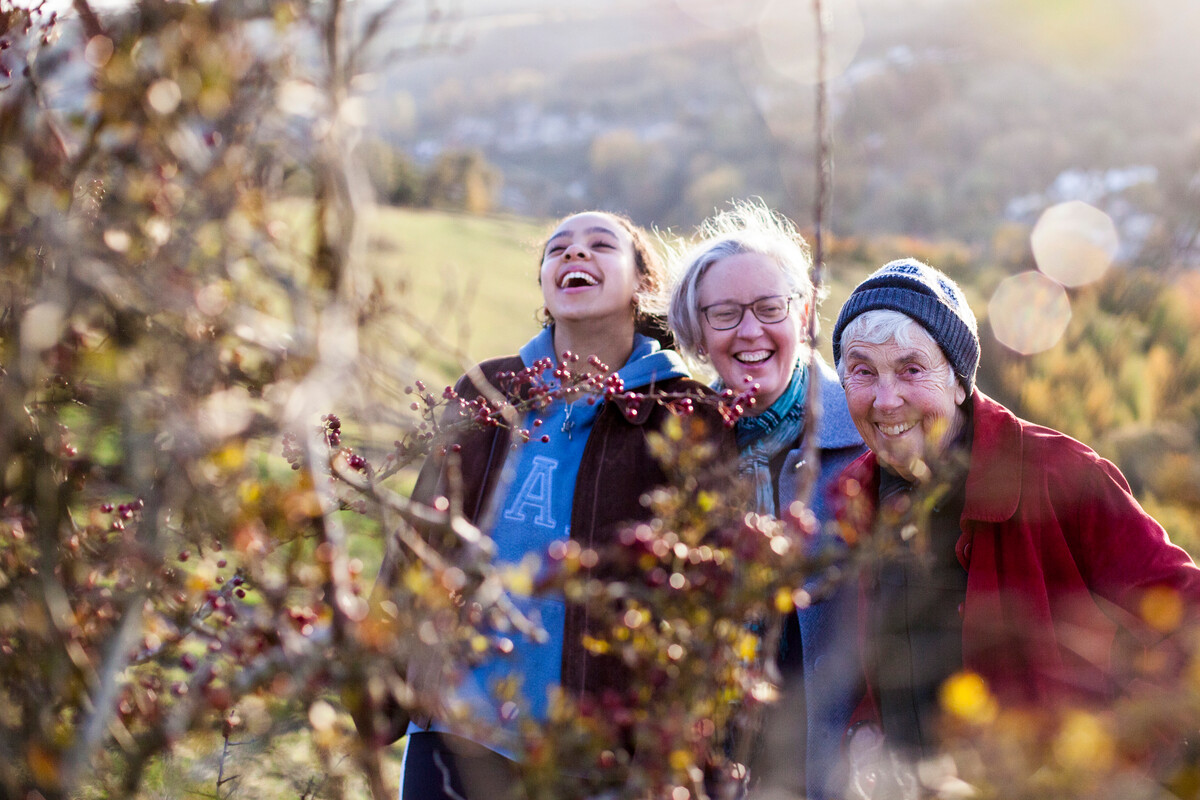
[503,455,557,528]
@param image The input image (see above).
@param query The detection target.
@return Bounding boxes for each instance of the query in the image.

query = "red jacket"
[838,391,1200,707]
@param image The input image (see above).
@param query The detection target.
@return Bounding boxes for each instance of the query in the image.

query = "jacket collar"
[961,391,1023,523]
[838,390,1022,525]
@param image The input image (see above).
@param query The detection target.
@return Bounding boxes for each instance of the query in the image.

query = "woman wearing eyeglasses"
[667,200,865,800]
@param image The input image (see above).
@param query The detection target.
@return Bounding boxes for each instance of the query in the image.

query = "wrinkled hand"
[844,725,918,800]
[846,723,886,800]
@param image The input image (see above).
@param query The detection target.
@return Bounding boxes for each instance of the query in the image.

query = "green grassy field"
[362,207,552,384]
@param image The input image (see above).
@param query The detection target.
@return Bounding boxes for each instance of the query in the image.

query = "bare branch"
[72,0,105,40]
[797,0,832,511]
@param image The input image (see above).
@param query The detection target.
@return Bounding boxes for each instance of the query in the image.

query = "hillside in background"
[362,207,549,378]
[363,0,1200,268]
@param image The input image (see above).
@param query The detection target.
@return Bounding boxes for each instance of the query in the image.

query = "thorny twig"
[796,0,832,515]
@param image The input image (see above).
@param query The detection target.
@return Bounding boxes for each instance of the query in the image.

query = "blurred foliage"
[0,6,831,798]
[980,267,1200,554]
[2,1,1200,799]
[0,1,462,797]
[511,414,832,800]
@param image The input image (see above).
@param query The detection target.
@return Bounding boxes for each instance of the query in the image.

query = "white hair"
[665,199,824,364]
[836,309,958,388]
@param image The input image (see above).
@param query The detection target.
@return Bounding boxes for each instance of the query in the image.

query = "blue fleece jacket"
[424,328,688,754]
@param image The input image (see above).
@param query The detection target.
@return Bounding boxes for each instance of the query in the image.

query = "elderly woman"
[832,258,1200,774]
[667,200,865,800]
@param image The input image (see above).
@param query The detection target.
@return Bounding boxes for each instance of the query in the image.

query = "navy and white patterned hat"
[832,258,980,395]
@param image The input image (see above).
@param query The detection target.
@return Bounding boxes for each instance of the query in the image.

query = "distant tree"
[423,148,502,213]
[682,166,747,224]
[360,138,425,207]
[587,129,682,224]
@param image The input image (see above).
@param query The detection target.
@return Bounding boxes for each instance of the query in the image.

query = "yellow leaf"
[939,671,997,725]
[186,561,217,594]
[735,632,759,662]
[212,442,246,471]
[669,749,692,772]
[500,564,534,597]
[1053,710,1114,772]
[27,742,61,790]
[582,635,610,655]
[774,587,794,614]
[1140,585,1184,633]
[237,479,261,505]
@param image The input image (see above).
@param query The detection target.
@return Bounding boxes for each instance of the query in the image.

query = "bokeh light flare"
[989,271,1072,355]
[981,0,1143,78]
[1031,200,1118,287]
[756,0,864,85]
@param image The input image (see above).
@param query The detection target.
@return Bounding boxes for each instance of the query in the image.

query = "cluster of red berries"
[99,498,144,531]
[717,384,760,427]
[287,605,321,637]
[667,397,696,416]
[332,350,744,467]
[281,431,304,469]
[406,380,437,414]
[321,414,342,447]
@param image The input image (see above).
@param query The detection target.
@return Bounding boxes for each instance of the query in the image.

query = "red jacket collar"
[839,391,1023,525]
[961,391,1023,523]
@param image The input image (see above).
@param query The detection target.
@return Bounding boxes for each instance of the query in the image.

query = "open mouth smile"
[877,421,916,436]
[559,270,599,289]
[734,350,772,364]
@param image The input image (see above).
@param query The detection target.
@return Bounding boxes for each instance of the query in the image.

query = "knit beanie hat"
[832,258,980,395]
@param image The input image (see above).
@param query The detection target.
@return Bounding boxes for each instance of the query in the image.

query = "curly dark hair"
[536,210,673,348]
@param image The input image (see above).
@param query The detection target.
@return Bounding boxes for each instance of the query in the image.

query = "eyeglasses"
[700,294,799,331]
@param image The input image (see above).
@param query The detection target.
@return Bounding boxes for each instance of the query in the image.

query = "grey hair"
[666,199,823,363]
[835,309,959,389]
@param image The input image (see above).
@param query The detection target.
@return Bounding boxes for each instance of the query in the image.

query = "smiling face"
[840,322,967,482]
[539,212,641,330]
[696,251,807,412]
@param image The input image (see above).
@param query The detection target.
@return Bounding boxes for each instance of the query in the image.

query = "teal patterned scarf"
[734,365,809,516]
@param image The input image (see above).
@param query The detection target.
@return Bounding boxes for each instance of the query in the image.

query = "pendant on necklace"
[561,404,574,440]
